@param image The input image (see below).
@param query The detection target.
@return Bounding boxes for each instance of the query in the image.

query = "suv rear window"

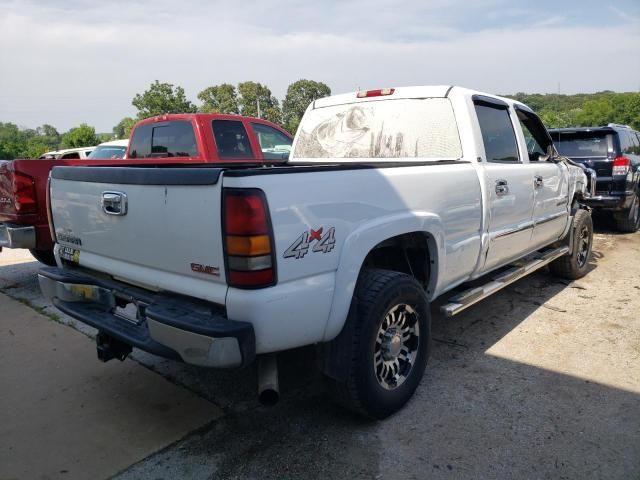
[551,132,612,157]
[128,121,198,158]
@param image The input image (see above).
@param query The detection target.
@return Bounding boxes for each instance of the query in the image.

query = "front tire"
[549,209,593,280]
[326,269,430,419]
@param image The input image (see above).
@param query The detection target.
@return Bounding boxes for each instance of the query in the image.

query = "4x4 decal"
[284,227,336,259]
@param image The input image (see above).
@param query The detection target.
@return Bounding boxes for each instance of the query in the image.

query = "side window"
[516,109,551,161]
[635,132,640,154]
[518,120,546,160]
[151,121,198,157]
[251,123,292,160]
[619,131,632,155]
[212,120,254,159]
[622,130,639,155]
[60,152,80,159]
[128,124,152,158]
[474,103,520,163]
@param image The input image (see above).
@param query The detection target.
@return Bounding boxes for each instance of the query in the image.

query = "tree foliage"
[132,80,197,119]
[282,79,331,133]
[112,117,136,139]
[197,84,239,114]
[2,85,638,161]
[237,81,282,125]
[506,91,640,130]
[60,123,99,148]
[0,122,61,159]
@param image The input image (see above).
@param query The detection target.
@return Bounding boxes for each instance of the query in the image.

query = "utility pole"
[257,98,261,119]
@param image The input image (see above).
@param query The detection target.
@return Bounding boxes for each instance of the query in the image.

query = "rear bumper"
[38,267,255,368]
[582,193,631,210]
[0,223,36,249]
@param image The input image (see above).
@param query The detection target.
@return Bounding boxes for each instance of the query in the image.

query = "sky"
[1,0,639,133]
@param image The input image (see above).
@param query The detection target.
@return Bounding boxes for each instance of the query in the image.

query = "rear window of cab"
[292,98,462,160]
[128,121,198,158]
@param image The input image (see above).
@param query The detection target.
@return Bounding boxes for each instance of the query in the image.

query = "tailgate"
[566,156,614,194]
[552,131,615,192]
[49,166,228,304]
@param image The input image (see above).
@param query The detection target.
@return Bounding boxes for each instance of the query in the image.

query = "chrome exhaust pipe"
[257,354,279,406]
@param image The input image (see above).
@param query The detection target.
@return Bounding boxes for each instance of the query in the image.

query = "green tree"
[132,80,197,119]
[35,124,60,150]
[60,123,99,148]
[0,122,62,158]
[505,91,640,130]
[538,109,581,128]
[614,93,640,130]
[24,138,50,158]
[282,79,331,133]
[112,117,136,139]
[0,122,28,159]
[237,81,282,125]
[575,99,616,127]
[197,83,239,114]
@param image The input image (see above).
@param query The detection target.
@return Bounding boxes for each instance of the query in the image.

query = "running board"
[440,246,570,317]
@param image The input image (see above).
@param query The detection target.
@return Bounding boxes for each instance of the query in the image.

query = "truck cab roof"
[312,85,530,112]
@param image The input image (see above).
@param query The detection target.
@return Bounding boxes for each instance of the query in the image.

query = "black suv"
[549,124,640,232]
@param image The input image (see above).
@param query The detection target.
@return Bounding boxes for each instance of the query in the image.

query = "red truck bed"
[0,114,292,264]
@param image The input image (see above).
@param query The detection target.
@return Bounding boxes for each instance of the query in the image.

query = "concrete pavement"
[0,292,222,480]
[1,227,639,479]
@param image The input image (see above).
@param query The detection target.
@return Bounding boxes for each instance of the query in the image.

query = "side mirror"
[544,145,564,162]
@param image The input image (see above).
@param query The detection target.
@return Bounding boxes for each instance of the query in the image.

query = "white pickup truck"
[40,86,594,418]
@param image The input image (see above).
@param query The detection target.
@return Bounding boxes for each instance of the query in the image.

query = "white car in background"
[38,146,95,160]
[87,139,129,160]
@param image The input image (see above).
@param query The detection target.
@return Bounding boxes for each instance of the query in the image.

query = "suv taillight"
[14,172,37,214]
[612,156,630,176]
[223,189,276,288]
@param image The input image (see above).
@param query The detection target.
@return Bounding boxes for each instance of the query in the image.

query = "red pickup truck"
[0,113,292,265]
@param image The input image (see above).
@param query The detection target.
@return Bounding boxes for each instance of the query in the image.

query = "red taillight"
[14,172,37,214]
[612,156,630,176]
[223,189,275,288]
[224,193,269,235]
[356,88,395,98]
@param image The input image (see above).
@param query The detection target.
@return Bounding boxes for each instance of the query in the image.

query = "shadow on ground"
[116,242,639,480]
[2,232,638,480]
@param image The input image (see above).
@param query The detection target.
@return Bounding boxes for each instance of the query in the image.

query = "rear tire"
[29,248,57,266]
[549,209,593,280]
[326,269,430,419]
[613,191,640,233]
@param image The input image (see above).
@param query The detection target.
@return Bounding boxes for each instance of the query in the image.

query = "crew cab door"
[474,98,535,273]
[515,108,570,249]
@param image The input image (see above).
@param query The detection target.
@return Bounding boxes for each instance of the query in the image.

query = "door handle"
[495,179,509,196]
[534,175,543,188]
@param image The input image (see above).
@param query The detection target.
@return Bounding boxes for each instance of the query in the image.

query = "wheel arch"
[322,213,443,344]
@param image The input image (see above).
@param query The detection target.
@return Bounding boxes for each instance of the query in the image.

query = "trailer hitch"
[96,332,132,362]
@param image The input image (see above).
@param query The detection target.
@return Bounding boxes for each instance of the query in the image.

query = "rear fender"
[322,211,443,342]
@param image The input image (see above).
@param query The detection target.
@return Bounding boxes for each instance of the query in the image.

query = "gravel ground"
[1,218,638,480]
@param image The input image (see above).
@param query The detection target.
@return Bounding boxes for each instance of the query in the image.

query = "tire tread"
[326,269,426,418]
